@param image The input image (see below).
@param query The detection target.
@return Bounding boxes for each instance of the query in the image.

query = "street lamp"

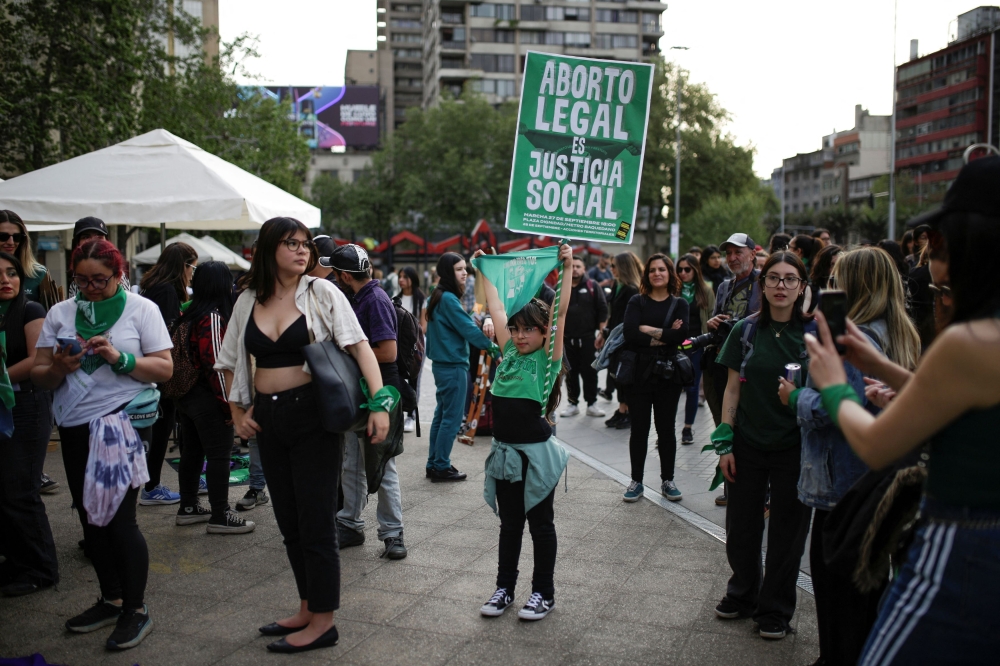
[669,46,689,260]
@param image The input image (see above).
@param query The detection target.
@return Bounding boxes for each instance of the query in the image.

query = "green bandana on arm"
[75,285,128,339]
[702,423,735,491]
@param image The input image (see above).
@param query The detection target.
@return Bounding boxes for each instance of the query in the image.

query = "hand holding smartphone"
[55,336,83,356]
[817,290,847,354]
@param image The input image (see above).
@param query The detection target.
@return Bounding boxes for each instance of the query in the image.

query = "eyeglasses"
[0,233,26,244]
[187,263,197,272]
[73,275,113,290]
[763,275,802,289]
[506,325,539,337]
[928,283,953,300]
[677,266,693,274]
[280,238,316,252]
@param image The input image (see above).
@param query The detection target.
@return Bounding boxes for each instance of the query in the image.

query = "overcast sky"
[220,0,982,177]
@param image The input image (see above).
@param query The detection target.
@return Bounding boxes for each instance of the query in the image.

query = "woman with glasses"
[32,239,173,650]
[599,251,642,429]
[217,217,388,653]
[676,253,715,446]
[137,242,198,507]
[0,210,60,310]
[709,251,812,640]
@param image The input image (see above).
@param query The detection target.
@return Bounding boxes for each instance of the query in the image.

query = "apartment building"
[894,6,1000,201]
[781,150,828,216]
[421,0,667,107]
[169,0,220,64]
[822,105,891,208]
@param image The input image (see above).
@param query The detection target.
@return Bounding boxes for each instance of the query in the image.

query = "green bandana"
[680,281,696,304]
[75,285,127,339]
[471,247,562,322]
[0,330,14,410]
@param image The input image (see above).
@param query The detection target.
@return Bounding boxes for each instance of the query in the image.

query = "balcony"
[440,40,466,51]
[642,22,663,36]
[438,67,483,80]
[626,0,668,10]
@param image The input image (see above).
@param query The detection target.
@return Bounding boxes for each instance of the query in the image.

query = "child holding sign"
[474,243,573,621]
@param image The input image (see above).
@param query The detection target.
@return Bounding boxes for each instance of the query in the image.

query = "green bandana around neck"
[680,280,696,304]
[0,331,15,410]
[75,285,127,340]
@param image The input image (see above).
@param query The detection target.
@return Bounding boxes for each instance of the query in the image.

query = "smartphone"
[818,290,848,354]
[55,336,83,355]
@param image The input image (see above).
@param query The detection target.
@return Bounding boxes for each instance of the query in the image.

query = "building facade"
[894,6,1000,202]
[781,149,829,216]
[822,105,891,208]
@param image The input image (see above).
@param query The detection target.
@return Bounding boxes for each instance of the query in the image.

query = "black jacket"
[564,278,609,338]
[604,283,639,338]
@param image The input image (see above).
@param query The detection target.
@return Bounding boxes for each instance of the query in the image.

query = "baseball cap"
[73,216,108,238]
[908,156,1000,229]
[312,235,337,263]
[320,243,372,273]
[720,233,756,251]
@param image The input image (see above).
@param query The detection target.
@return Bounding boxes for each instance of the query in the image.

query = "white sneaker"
[403,416,415,433]
[585,404,606,417]
[560,403,580,417]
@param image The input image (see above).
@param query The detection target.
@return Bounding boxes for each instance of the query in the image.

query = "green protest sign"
[505,52,654,245]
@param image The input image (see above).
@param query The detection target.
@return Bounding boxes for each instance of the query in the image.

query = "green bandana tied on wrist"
[75,285,127,339]
[820,383,861,428]
[360,378,401,413]
[701,423,736,491]
[112,351,136,375]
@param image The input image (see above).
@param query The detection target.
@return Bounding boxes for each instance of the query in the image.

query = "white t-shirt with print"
[37,292,172,427]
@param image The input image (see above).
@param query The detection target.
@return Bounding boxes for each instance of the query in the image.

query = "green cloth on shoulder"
[75,285,127,339]
[483,437,569,514]
[716,318,807,451]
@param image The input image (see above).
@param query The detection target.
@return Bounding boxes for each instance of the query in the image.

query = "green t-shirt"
[491,339,561,404]
[716,318,808,451]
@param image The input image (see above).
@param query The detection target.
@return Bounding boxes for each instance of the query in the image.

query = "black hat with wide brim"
[908,156,1000,229]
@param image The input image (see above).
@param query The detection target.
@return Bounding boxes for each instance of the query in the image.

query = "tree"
[682,184,775,250]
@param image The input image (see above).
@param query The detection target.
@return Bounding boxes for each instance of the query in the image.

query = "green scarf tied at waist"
[75,285,127,339]
[483,438,569,515]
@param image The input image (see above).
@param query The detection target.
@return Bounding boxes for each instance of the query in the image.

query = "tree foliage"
[683,185,776,250]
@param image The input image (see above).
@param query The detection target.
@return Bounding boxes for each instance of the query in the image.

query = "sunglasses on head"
[0,232,26,244]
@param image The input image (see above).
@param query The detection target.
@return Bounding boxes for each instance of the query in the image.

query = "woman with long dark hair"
[217,217,388,653]
[700,245,728,295]
[173,261,253,534]
[0,210,59,310]
[875,239,910,280]
[789,234,820,268]
[138,242,198,507]
[619,254,689,503]
[710,251,812,640]
[0,252,58,596]
[599,251,642,429]
[425,252,493,482]
[805,158,1000,664]
[32,239,173,650]
[676,253,715,445]
[395,266,425,433]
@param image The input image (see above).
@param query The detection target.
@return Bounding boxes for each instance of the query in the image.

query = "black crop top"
[244,314,309,368]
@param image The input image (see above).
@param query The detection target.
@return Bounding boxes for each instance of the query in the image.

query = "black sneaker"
[40,473,59,494]
[66,597,123,633]
[381,536,407,560]
[175,504,212,526]
[429,467,467,482]
[715,493,728,506]
[681,428,694,445]
[236,488,268,511]
[338,524,365,547]
[615,414,631,429]
[207,509,256,534]
[106,605,153,650]
[758,620,787,639]
[714,597,751,619]
[598,389,613,401]
[480,588,514,617]
[517,592,554,621]
[604,411,623,427]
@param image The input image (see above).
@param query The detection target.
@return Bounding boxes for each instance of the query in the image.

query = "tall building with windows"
[420,0,667,107]
[370,0,425,132]
[821,105,891,209]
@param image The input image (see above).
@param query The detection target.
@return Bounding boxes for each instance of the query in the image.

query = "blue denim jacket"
[795,321,885,510]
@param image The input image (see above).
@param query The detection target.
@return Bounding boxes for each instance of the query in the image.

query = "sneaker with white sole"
[236,488,268,511]
[661,479,682,501]
[106,605,153,650]
[585,404,606,417]
[206,509,255,534]
[480,588,514,617]
[403,416,415,433]
[623,481,644,502]
[560,403,580,417]
[517,592,554,621]
[198,476,209,495]
[758,620,787,639]
[66,598,123,633]
[139,484,180,506]
[40,473,60,494]
[176,504,212,525]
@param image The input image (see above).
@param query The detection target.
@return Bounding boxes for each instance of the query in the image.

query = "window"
[470,53,515,73]
[390,19,421,28]
[520,30,543,44]
[441,11,464,24]
[564,32,591,47]
[596,9,637,23]
[471,3,514,19]
[352,170,365,182]
[471,28,514,43]
[520,5,544,20]
[391,33,421,43]
[392,49,421,58]
[595,33,637,49]
[441,56,465,69]
[440,26,465,47]
[472,79,516,98]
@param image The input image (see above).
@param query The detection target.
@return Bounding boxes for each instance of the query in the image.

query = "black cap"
[909,156,1000,228]
[73,216,108,238]
[312,235,337,263]
[320,243,371,273]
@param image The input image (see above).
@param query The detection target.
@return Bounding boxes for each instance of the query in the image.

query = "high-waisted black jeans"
[60,421,150,610]
[627,378,683,484]
[0,390,59,586]
[176,383,234,517]
[495,450,557,599]
[254,383,343,613]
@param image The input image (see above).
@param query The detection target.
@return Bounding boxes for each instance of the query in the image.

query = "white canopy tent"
[0,129,320,239]
[131,233,250,270]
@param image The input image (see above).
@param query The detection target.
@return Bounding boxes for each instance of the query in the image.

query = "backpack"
[392,296,425,383]
[159,319,199,399]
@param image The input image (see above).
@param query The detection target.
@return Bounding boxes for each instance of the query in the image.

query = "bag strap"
[660,295,679,332]
[303,278,318,344]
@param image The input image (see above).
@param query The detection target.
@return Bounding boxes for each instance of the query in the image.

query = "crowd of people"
[0,157,998,663]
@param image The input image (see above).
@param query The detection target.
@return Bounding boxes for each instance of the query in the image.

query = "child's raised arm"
[549,244,574,363]
[473,248,509,349]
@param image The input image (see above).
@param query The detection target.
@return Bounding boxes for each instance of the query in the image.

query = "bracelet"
[112,351,135,375]
[820,384,861,427]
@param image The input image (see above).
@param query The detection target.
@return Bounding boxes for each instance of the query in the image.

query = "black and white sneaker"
[66,597,123,633]
[106,605,153,650]
[480,588,514,617]
[206,510,255,534]
[40,473,60,494]
[175,504,212,525]
[517,592,554,621]
[236,488,268,511]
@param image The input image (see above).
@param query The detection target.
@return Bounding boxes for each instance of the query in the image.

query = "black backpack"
[392,296,425,384]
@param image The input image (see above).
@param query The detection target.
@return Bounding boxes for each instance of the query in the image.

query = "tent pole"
[160,223,166,253]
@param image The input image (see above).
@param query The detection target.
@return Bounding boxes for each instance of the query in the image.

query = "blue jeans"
[337,431,403,540]
[247,436,265,490]
[859,500,1000,665]
[683,348,703,426]
[428,363,467,471]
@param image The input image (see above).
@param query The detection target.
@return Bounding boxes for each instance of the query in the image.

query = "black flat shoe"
[429,467,467,482]
[266,625,339,653]
[1,580,51,597]
[258,622,309,636]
